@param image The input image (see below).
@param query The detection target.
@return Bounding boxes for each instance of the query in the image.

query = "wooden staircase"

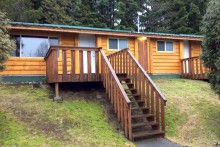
[45,46,166,141]
[100,48,167,141]
[117,73,165,140]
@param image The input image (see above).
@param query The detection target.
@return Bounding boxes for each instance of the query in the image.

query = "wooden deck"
[44,46,167,141]
[181,56,209,80]
[44,46,101,83]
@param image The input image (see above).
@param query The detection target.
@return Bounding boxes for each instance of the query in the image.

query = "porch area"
[44,46,167,141]
[44,46,101,83]
[181,56,209,80]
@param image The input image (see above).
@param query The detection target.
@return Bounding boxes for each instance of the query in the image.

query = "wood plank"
[71,50,75,81]
[79,51,83,81]
[62,50,67,82]
[96,51,99,81]
[87,51,91,81]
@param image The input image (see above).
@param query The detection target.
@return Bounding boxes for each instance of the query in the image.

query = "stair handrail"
[107,48,167,132]
[100,49,132,140]
[126,49,167,103]
[100,49,131,103]
[108,48,167,103]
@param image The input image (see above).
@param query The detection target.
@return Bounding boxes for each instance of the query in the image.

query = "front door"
[184,40,190,73]
[79,34,96,74]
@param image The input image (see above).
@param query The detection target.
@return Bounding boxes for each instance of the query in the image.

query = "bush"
[0,11,15,71]
[201,0,220,95]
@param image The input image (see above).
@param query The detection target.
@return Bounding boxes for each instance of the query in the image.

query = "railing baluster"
[71,50,75,81]
[196,58,199,79]
[62,50,67,82]
[79,50,83,81]
[200,58,203,79]
[96,51,99,81]
[87,51,91,81]
[156,93,160,123]
[161,100,165,131]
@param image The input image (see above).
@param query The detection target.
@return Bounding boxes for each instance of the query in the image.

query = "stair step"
[127,88,137,91]
[131,114,154,119]
[132,130,165,139]
[118,78,131,82]
[116,73,128,78]
[131,100,145,104]
[132,121,159,127]
[127,94,141,97]
[131,107,149,111]
[126,83,134,88]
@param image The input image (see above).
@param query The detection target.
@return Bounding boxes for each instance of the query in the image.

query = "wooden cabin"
[0,22,205,141]
[0,22,204,82]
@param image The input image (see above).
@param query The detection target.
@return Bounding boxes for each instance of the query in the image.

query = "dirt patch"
[59,87,125,136]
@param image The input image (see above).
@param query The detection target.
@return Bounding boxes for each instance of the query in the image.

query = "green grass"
[0,84,134,147]
[0,111,61,146]
[154,79,220,147]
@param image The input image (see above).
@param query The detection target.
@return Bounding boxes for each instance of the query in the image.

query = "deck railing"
[100,49,132,140]
[44,46,100,83]
[181,56,209,79]
[108,48,167,132]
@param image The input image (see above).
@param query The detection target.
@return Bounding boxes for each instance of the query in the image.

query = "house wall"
[0,30,138,76]
[190,41,202,57]
[145,38,202,75]
[0,30,77,75]
[96,35,138,58]
[148,38,181,74]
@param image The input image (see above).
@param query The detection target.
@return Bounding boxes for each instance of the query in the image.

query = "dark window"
[166,41,173,51]
[11,35,21,57]
[109,39,118,49]
[119,39,128,49]
[109,38,128,50]
[157,41,174,52]
[158,41,165,51]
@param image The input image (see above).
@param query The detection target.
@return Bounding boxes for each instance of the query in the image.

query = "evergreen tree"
[0,11,15,71]
[143,0,209,34]
[117,0,139,30]
[201,0,220,95]
[0,0,42,22]
[40,0,72,24]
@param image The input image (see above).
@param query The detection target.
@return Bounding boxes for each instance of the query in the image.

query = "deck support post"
[54,83,62,101]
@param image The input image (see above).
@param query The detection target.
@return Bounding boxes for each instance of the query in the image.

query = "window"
[157,41,174,52]
[109,38,128,50]
[10,35,59,57]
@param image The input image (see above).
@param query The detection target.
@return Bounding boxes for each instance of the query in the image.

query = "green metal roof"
[10,22,133,33]
[10,22,203,38]
[145,32,204,38]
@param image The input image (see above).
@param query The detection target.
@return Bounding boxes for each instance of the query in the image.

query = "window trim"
[10,34,59,58]
[108,38,129,51]
[157,40,174,53]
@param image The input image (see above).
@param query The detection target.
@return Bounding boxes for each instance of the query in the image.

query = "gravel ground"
[136,138,180,147]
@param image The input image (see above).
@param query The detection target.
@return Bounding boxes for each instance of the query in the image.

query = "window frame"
[108,38,129,50]
[10,34,59,58]
[157,40,174,52]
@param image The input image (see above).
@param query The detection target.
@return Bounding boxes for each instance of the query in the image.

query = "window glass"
[157,41,165,51]
[21,36,49,57]
[119,39,128,50]
[10,36,59,57]
[166,41,173,51]
[49,37,59,46]
[109,39,118,49]
[11,35,21,57]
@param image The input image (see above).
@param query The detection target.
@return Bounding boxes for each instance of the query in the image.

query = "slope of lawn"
[0,84,134,147]
[154,78,220,147]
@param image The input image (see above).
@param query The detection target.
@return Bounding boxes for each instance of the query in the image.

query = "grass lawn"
[154,78,220,147]
[0,79,219,147]
[0,84,134,147]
